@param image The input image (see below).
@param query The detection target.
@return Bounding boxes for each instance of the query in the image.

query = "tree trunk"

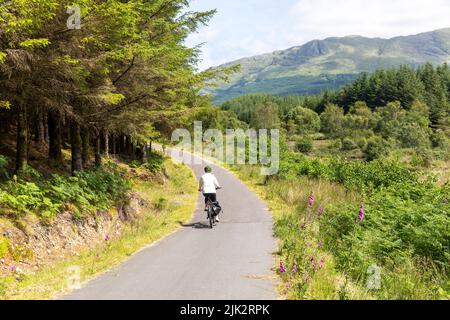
[94,130,102,167]
[140,144,147,162]
[118,135,125,154]
[48,110,63,164]
[111,134,116,156]
[15,105,28,172]
[103,129,109,156]
[81,126,90,168]
[44,113,49,144]
[35,108,45,147]
[125,135,132,155]
[70,121,83,174]
[62,115,70,149]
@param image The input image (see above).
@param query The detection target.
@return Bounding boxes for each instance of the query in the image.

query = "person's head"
[204,166,212,173]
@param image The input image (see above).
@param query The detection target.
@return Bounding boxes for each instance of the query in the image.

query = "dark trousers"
[203,193,217,204]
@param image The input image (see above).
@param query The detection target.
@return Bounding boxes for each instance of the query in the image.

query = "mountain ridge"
[209,28,450,103]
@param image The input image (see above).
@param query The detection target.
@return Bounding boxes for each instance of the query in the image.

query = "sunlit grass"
[0,160,197,300]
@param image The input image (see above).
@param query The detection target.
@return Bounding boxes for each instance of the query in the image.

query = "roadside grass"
[0,160,197,300]
[229,164,372,300]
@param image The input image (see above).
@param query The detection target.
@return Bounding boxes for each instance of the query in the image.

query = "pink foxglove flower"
[292,263,298,274]
[358,204,365,224]
[319,258,325,269]
[318,207,324,218]
[279,261,287,274]
[11,265,16,272]
[309,192,315,207]
[310,256,317,272]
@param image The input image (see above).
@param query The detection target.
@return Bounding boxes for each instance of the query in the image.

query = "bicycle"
[205,199,216,229]
[205,187,222,229]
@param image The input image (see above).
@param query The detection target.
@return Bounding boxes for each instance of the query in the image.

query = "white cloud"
[290,0,450,39]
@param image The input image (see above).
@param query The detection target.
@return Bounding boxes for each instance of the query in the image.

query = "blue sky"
[185,0,450,70]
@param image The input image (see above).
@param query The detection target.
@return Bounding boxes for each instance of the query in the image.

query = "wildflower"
[308,192,315,207]
[319,258,325,269]
[358,203,365,224]
[0,257,4,264]
[318,240,324,248]
[279,261,287,274]
[11,264,16,272]
[318,207,324,218]
[292,263,298,274]
[310,256,317,272]
[105,233,110,242]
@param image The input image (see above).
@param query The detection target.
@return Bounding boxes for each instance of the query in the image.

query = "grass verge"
[228,164,372,300]
[0,159,197,300]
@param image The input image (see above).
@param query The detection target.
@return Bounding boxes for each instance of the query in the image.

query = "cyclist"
[199,166,221,222]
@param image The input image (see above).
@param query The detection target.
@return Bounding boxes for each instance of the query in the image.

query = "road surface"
[64,150,277,300]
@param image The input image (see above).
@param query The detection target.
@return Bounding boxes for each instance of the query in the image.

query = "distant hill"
[209,28,450,103]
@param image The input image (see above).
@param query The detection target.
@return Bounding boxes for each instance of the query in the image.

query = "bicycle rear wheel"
[208,208,214,229]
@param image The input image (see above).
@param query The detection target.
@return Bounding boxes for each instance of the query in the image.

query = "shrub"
[128,160,142,169]
[295,136,313,154]
[145,152,165,174]
[431,130,450,149]
[355,137,368,150]
[364,136,390,161]
[0,163,130,220]
[341,138,358,151]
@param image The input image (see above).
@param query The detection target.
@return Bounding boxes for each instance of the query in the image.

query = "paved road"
[64,150,277,300]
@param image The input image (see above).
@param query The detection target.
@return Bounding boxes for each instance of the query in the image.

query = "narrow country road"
[63,150,277,300]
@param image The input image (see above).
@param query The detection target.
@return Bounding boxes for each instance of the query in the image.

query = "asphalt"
[63,150,277,300]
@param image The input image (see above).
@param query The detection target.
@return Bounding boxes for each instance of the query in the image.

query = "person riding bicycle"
[199,166,221,222]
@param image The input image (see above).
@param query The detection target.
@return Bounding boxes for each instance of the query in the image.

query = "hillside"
[210,28,450,103]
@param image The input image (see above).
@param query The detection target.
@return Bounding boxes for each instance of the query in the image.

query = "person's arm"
[214,176,221,189]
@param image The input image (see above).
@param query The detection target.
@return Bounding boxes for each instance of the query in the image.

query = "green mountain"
[210,28,450,103]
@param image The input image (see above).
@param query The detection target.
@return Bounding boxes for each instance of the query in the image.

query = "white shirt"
[199,173,221,194]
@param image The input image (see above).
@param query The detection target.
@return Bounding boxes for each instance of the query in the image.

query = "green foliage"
[269,150,449,299]
[0,163,130,220]
[144,152,165,174]
[285,106,321,134]
[279,151,418,192]
[251,102,281,129]
[0,236,10,258]
[431,130,450,149]
[128,160,142,169]
[295,136,313,154]
[341,138,358,151]
[320,104,345,138]
[364,136,390,161]
[320,181,449,292]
